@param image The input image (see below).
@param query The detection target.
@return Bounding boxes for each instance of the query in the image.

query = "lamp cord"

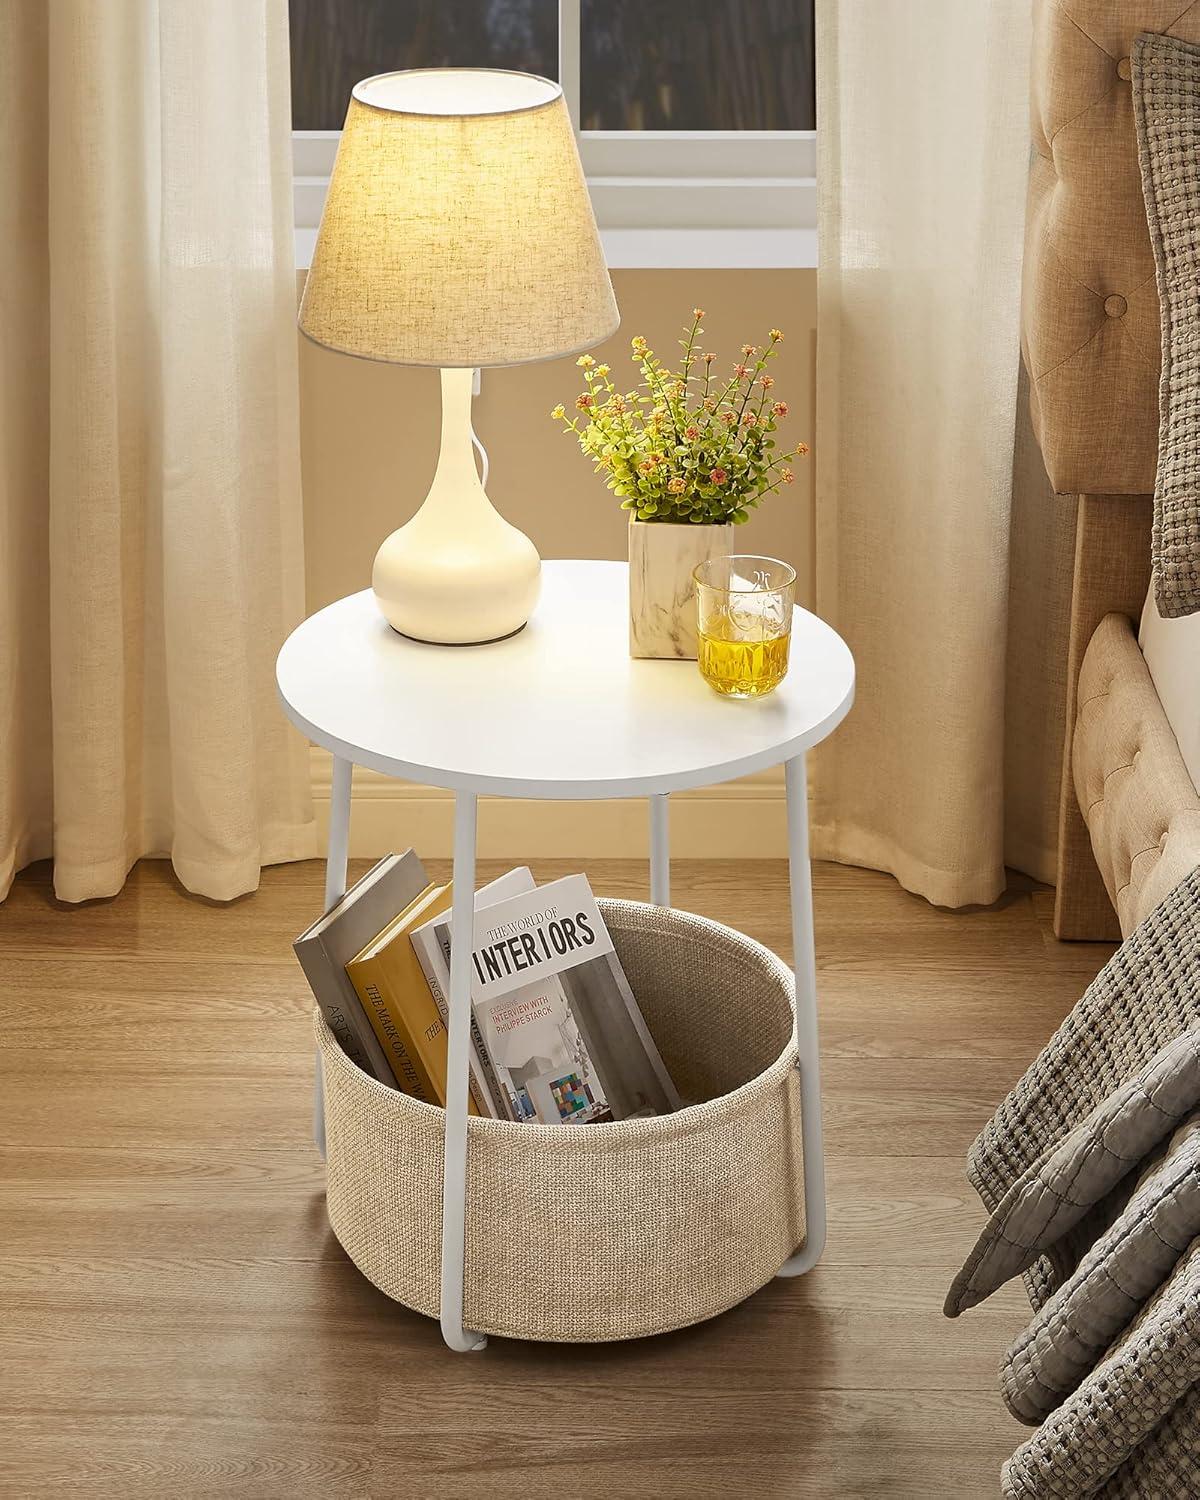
[469,366,489,487]
[471,425,489,489]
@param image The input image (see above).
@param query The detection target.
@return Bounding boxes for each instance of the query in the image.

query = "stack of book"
[294,851,680,1124]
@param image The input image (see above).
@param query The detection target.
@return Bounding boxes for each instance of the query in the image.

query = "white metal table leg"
[440,790,487,1352]
[314,755,353,1159]
[649,792,670,906]
[776,752,827,1276]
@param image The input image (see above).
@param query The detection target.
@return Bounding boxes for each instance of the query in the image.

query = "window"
[291,0,815,269]
[578,0,813,131]
[289,1,560,131]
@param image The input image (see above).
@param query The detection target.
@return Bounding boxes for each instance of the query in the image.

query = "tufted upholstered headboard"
[1024,1,1200,940]
[1023,0,1200,495]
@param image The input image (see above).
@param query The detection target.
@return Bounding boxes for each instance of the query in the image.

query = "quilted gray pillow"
[1134,32,1200,617]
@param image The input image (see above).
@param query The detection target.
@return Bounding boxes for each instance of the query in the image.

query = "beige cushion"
[1072,612,1200,935]
[1023,1,1200,495]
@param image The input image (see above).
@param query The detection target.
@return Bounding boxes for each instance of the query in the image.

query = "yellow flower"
[577,354,596,368]
[795,440,810,456]
[596,364,610,377]
[692,307,706,319]
[781,468,795,485]
[551,403,565,419]
[769,328,784,341]
[667,476,687,493]
[631,335,648,350]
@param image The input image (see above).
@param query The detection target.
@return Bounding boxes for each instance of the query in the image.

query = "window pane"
[580,0,814,131]
[290,0,559,130]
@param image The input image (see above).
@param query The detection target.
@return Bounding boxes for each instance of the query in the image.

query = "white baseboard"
[309,748,788,859]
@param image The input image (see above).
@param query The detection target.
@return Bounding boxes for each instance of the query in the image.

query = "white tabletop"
[276,560,854,800]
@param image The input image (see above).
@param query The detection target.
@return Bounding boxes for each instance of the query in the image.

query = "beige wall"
[299,269,816,614]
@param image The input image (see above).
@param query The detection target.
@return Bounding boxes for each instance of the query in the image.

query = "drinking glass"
[693,555,797,699]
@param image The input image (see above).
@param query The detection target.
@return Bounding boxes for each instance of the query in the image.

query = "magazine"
[437,873,681,1124]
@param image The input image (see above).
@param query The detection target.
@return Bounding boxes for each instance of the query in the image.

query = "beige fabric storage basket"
[316,898,804,1342]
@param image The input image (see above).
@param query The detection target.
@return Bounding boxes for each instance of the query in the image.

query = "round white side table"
[276,559,854,1352]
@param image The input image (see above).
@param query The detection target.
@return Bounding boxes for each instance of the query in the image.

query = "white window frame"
[293,0,815,270]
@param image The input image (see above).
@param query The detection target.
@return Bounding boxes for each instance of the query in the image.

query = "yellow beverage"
[697,628,791,698]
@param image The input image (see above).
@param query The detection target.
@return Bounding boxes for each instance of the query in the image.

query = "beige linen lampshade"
[298,69,619,366]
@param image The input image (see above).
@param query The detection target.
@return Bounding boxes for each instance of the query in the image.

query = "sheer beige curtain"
[0,0,315,902]
[812,0,1074,908]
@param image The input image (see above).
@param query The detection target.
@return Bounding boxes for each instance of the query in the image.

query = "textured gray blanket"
[947,1034,1200,1321]
[999,1108,1200,1425]
[949,868,1200,1495]
[1003,1239,1200,1498]
[967,868,1200,1306]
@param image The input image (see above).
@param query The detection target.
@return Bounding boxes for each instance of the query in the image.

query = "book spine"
[408,924,492,1116]
[346,967,435,1105]
[436,929,513,1121]
[295,941,399,1088]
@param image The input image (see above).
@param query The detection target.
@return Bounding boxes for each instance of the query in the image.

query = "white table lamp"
[298,69,619,644]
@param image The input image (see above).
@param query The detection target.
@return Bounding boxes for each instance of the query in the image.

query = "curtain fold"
[812,0,1072,908]
[0,0,315,902]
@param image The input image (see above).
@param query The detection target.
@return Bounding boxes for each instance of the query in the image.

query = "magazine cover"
[455,873,621,1123]
[454,873,678,1124]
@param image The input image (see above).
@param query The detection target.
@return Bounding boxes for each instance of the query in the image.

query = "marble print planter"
[628,518,733,659]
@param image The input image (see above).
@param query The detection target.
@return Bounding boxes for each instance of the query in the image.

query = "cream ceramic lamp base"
[372,367,541,644]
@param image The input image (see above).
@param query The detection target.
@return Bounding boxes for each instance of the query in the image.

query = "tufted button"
[1117,57,1132,81]
[1104,294,1127,318]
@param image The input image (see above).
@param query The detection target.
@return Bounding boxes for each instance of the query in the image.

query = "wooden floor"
[0,858,1116,1498]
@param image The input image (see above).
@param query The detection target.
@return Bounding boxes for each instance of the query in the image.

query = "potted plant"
[552,312,808,658]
